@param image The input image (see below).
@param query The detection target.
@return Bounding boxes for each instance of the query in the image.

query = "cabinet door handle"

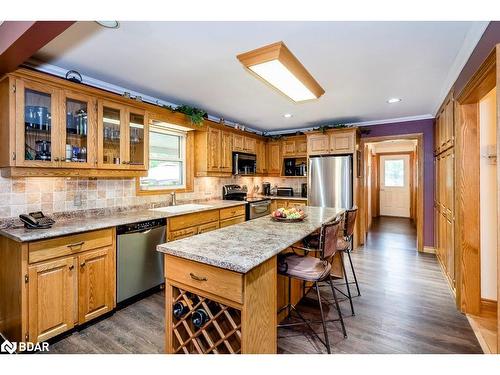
[69,265,74,271]
[67,241,85,249]
[189,273,207,282]
[54,157,60,161]
[80,262,86,267]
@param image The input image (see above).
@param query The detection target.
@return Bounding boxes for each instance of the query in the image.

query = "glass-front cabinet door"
[61,91,96,168]
[15,79,60,167]
[127,109,147,170]
[98,100,126,169]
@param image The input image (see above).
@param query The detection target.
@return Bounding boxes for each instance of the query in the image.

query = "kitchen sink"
[149,204,214,214]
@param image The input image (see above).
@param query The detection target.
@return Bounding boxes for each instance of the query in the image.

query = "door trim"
[360,133,424,252]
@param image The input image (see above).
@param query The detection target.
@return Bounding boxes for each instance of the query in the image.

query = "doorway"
[380,154,411,217]
[360,135,423,252]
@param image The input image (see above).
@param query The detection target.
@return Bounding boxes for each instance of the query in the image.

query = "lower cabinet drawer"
[219,205,246,220]
[198,221,219,234]
[220,215,246,228]
[28,229,113,264]
[168,226,198,241]
[168,210,219,231]
[287,200,306,208]
[166,255,243,304]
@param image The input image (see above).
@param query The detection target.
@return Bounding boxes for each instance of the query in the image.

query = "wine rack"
[171,286,242,354]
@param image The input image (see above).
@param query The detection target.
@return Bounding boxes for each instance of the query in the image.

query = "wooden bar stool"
[277,219,347,354]
[303,207,360,317]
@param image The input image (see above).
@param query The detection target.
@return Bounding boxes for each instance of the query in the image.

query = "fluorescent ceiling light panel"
[237,42,325,103]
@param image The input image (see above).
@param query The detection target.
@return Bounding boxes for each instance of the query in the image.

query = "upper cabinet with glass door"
[127,109,148,170]
[98,100,127,169]
[97,101,148,170]
[60,91,96,168]
[15,79,60,167]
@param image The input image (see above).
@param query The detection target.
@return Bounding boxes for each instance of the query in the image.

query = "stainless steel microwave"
[232,152,256,175]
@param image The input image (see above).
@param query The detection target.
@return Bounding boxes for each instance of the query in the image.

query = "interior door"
[379,154,410,217]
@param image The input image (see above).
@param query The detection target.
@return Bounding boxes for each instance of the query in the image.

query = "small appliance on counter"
[222,184,271,220]
[276,187,294,197]
[262,182,271,196]
[19,211,55,229]
[301,183,307,198]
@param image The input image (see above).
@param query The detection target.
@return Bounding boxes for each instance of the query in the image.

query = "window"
[139,124,186,191]
[384,159,405,187]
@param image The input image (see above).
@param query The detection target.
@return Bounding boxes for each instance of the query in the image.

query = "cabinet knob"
[54,157,60,161]
[69,265,74,271]
[80,262,86,268]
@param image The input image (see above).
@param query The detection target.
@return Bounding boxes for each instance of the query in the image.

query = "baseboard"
[466,314,492,354]
[423,246,436,254]
[481,298,498,314]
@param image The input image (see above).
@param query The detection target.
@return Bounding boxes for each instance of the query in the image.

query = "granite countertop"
[0,200,246,243]
[157,206,343,274]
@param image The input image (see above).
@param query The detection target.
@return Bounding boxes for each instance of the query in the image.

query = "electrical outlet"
[74,192,82,207]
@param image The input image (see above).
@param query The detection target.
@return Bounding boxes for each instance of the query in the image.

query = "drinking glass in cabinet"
[129,112,144,166]
[65,98,88,163]
[102,106,121,165]
[24,89,52,162]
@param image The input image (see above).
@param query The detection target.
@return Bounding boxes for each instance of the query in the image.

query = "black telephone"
[19,211,55,229]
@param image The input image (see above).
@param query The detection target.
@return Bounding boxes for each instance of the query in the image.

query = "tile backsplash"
[0,175,306,219]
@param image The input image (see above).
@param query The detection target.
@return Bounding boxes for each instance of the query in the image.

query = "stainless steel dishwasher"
[116,218,166,304]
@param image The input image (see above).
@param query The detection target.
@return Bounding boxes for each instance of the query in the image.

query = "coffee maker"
[262,182,271,196]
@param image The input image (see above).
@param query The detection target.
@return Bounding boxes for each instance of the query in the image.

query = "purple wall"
[361,118,435,247]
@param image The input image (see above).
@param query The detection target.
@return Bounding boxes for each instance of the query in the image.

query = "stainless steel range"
[222,184,272,220]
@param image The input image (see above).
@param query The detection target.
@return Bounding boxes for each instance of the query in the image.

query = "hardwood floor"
[47,216,482,354]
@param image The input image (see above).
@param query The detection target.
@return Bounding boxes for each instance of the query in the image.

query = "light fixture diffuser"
[237,42,325,102]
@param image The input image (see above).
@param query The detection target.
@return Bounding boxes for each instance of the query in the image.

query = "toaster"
[276,187,294,197]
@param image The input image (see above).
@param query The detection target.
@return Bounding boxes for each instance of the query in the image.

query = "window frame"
[136,123,194,195]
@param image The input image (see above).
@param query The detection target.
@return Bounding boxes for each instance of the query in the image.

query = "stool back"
[344,206,358,238]
[319,219,342,261]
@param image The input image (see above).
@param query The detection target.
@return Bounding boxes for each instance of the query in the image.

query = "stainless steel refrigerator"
[308,155,353,208]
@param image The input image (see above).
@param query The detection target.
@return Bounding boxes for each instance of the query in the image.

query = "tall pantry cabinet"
[434,93,456,294]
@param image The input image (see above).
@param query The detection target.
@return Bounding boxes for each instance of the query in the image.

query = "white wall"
[479,87,498,301]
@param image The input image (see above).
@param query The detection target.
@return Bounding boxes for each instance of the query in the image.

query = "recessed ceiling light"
[283,113,293,118]
[237,42,325,103]
[95,21,120,29]
[387,98,402,104]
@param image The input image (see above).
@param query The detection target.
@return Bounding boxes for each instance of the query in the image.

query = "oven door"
[248,200,272,220]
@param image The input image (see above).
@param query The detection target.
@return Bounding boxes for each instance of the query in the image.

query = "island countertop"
[157,206,344,273]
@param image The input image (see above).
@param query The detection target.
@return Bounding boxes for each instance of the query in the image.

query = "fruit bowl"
[271,207,307,222]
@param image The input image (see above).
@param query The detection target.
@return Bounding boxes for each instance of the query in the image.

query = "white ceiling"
[34,21,487,132]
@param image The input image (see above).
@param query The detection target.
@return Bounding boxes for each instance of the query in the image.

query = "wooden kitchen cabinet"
[28,257,75,343]
[267,141,281,175]
[330,131,354,154]
[244,136,256,153]
[0,71,149,177]
[282,136,307,157]
[14,78,62,168]
[78,247,115,324]
[307,133,329,155]
[0,228,117,344]
[98,100,148,170]
[195,126,233,176]
[256,139,267,173]
[233,133,244,151]
[167,206,246,241]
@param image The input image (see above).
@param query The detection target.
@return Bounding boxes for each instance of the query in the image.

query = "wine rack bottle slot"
[171,286,242,354]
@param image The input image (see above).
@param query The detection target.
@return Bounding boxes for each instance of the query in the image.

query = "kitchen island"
[157,206,344,354]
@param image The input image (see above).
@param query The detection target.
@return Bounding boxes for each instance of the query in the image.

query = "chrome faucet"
[170,192,177,206]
